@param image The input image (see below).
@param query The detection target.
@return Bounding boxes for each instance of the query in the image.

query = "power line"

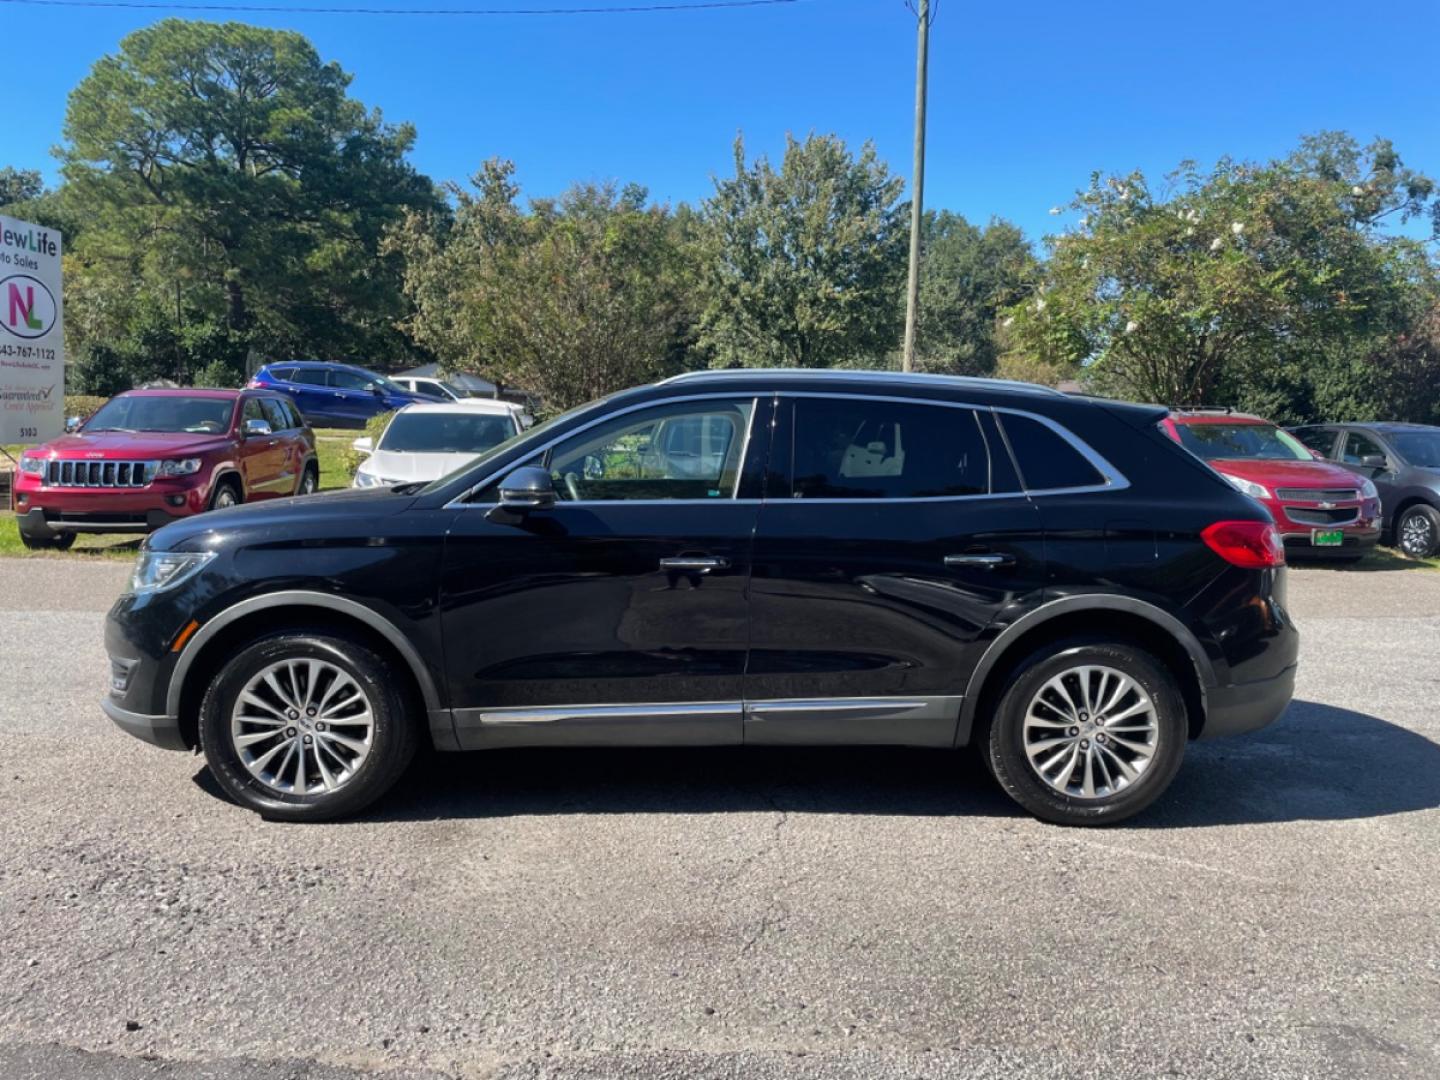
[0,0,803,14]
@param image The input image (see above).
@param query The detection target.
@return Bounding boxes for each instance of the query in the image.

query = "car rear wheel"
[297,464,319,496]
[1397,504,1440,559]
[983,639,1187,826]
[198,630,419,821]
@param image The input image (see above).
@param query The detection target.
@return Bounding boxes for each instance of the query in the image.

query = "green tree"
[1007,134,1438,416]
[0,167,44,209]
[60,18,437,367]
[696,134,906,369]
[912,211,1037,375]
[389,160,695,412]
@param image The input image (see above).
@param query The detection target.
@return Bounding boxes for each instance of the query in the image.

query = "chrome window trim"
[445,391,767,509]
[990,404,1130,497]
[445,389,1126,509]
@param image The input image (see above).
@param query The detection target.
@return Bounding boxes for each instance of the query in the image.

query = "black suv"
[103,371,1298,826]
[1289,422,1440,559]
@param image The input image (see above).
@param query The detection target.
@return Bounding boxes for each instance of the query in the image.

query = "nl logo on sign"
[1,274,57,339]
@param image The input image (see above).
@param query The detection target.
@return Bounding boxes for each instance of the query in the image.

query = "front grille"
[46,460,154,488]
[1286,507,1360,526]
[1276,487,1359,502]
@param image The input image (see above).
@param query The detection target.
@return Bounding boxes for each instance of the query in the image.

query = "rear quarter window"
[998,413,1107,491]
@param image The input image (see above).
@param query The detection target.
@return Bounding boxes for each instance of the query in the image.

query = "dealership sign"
[0,214,63,445]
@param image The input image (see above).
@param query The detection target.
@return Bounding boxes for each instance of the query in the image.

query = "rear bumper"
[1201,662,1297,738]
[100,696,187,752]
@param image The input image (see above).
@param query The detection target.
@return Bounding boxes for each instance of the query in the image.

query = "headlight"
[353,471,391,488]
[158,458,203,478]
[128,550,215,595]
[1222,474,1271,500]
[19,453,46,476]
[1359,477,1378,500]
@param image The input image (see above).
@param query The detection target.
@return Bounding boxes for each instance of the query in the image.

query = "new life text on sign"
[0,214,64,446]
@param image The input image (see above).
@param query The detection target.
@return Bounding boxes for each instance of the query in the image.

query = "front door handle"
[660,556,730,573]
[944,553,1014,570]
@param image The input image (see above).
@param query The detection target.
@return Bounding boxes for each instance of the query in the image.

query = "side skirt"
[447,696,962,751]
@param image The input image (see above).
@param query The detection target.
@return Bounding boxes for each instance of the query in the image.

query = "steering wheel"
[564,472,583,502]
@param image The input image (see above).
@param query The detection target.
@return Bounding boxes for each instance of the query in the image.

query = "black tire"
[983,638,1187,827]
[297,463,319,496]
[209,478,243,511]
[198,630,419,822]
[1396,504,1440,559]
[18,528,76,551]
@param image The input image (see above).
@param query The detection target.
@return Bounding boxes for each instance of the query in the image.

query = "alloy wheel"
[230,658,374,795]
[1400,511,1434,556]
[215,487,238,509]
[1022,664,1159,799]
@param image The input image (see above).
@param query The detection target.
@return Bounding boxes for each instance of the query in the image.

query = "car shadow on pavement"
[335,699,1437,827]
[1134,699,1440,827]
[192,699,1439,827]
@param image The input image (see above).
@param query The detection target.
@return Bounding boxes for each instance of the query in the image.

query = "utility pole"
[901,0,931,373]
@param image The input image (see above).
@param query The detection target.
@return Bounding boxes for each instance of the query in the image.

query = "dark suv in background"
[1290,423,1440,558]
[248,361,428,427]
[101,371,1297,827]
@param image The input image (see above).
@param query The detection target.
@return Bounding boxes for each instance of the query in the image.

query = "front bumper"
[1201,662,1297,738]
[17,506,188,537]
[1279,525,1380,556]
[100,696,187,751]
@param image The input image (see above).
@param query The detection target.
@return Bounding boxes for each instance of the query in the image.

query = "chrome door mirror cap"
[243,418,273,438]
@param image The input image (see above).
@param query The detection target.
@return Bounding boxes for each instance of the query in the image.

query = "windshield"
[379,411,519,454]
[1391,431,1440,468]
[83,395,234,434]
[1175,422,1311,462]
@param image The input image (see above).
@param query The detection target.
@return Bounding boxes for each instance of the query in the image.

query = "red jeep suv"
[12,388,318,550]
[1163,408,1380,559]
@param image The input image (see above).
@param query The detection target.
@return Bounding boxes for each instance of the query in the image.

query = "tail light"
[1201,520,1286,569]
[245,378,263,388]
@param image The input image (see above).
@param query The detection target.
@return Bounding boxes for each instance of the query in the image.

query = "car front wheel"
[198,630,419,821]
[1397,504,1440,559]
[984,639,1187,826]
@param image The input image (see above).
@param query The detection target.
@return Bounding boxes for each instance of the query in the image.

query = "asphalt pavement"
[0,557,1436,1080]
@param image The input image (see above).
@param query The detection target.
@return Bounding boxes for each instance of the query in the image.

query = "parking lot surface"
[0,558,1436,1080]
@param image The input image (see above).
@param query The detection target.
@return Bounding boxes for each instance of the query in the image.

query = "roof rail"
[659,368,1064,397]
[1169,404,1234,414]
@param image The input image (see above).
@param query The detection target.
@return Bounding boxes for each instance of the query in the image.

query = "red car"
[12,388,318,550]
[1163,408,1381,559]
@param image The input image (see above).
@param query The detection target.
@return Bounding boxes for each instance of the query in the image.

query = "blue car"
[248,361,429,427]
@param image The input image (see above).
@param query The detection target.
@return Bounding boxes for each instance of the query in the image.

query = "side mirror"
[1360,453,1388,470]
[487,466,557,521]
[352,436,374,456]
[64,416,81,433]
[368,383,385,396]
[243,418,273,438]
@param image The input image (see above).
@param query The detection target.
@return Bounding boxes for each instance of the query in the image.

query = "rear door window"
[997,413,1106,491]
[260,398,291,430]
[787,397,992,499]
[291,367,328,387]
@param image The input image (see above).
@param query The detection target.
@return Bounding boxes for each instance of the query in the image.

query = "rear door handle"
[660,556,730,573]
[944,553,1014,570]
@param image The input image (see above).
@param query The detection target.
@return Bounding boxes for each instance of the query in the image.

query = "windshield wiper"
[85,427,135,433]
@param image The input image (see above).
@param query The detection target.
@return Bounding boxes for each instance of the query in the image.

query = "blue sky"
[2,0,1437,247]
